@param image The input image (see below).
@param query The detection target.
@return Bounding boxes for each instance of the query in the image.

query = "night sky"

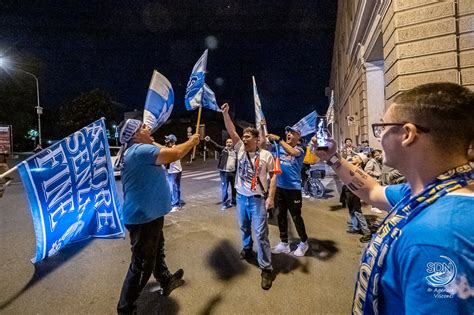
[1,0,337,131]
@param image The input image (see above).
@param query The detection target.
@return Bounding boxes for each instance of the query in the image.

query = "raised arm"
[311,137,391,211]
[221,103,240,145]
[156,134,200,165]
[206,137,224,150]
[267,134,301,157]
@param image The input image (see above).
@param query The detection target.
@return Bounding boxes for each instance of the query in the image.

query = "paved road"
[0,159,382,314]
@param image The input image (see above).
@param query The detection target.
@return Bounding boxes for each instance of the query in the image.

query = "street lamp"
[0,57,43,148]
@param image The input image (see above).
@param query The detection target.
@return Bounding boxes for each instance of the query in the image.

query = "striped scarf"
[353,163,474,315]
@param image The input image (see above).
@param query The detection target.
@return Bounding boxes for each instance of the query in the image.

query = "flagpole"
[191,106,202,160]
[0,165,18,180]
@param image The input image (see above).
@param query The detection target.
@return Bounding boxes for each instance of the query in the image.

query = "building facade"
[329,0,474,148]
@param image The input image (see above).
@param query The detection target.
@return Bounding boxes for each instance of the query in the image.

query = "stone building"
[328,0,474,148]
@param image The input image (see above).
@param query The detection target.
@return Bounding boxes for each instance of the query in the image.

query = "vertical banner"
[18,118,124,263]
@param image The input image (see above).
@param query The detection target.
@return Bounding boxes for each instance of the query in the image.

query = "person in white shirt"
[165,134,183,212]
[221,103,277,290]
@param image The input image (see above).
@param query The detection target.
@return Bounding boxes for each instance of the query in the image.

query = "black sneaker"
[240,248,252,260]
[346,228,361,234]
[360,234,372,243]
[261,269,274,290]
[161,269,184,296]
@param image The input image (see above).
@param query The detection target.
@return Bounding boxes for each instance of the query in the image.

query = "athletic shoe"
[161,269,184,296]
[170,206,180,213]
[293,241,309,257]
[371,207,383,214]
[272,242,290,254]
[346,228,361,234]
[261,269,274,290]
[302,193,311,199]
[360,234,372,243]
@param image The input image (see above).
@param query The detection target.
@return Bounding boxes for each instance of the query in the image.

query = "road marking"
[192,173,221,180]
[181,170,218,178]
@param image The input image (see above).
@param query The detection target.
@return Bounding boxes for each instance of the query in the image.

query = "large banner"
[18,118,124,263]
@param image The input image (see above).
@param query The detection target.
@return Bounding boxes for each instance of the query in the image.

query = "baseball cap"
[285,126,301,135]
[356,153,368,164]
[119,119,142,145]
[165,134,177,143]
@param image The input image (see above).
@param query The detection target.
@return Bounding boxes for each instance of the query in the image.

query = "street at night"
[0,159,381,314]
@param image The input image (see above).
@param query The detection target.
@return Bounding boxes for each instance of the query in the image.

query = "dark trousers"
[276,187,308,243]
[220,171,236,205]
[117,217,170,314]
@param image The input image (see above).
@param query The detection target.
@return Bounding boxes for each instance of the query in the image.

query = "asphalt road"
[0,159,382,314]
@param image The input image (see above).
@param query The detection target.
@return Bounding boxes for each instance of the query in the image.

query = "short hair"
[392,82,474,154]
[344,138,352,143]
[243,127,259,138]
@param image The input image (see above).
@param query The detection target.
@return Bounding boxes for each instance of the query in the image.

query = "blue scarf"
[353,163,474,315]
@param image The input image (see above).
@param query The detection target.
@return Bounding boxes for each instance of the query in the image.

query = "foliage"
[59,89,118,135]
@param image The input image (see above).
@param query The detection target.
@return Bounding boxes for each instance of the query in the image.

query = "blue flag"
[17,118,124,263]
[185,50,220,112]
[143,70,174,132]
[292,111,317,137]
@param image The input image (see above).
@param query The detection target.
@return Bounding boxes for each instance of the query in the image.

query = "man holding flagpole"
[116,119,199,314]
[221,102,277,290]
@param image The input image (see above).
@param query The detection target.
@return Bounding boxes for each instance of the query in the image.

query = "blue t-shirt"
[273,144,305,190]
[121,144,171,225]
[379,184,474,314]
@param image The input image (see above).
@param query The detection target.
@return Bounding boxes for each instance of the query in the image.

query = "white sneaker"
[170,206,180,213]
[302,193,311,199]
[293,241,309,257]
[272,242,290,254]
[371,207,383,214]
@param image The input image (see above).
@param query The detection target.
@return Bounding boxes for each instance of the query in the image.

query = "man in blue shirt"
[116,119,199,314]
[312,82,473,314]
[266,127,310,257]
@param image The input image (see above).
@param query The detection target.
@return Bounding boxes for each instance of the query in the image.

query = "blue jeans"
[167,172,181,207]
[236,193,272,271]
[220,171,236,205]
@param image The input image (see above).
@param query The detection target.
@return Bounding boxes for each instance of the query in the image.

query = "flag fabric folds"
[252,76,267,135]
[143,70,174,132]
[185,50,220,112]
[292,111,318,137]
[17,118,124,263]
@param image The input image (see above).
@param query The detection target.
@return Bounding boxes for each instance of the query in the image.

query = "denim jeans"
[345,190,370,235]
[167,172,181,207]
[220,171,236,205]
[236,193,272,271]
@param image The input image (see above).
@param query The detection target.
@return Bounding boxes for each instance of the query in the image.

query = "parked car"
[109,146,121,178]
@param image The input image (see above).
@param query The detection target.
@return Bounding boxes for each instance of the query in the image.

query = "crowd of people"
[115,82,473,314]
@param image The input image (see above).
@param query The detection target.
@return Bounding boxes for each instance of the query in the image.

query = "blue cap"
[165,134,177,143]
[285,126,301,135]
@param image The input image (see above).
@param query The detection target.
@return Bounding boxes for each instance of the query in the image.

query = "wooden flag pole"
[191,106,203,160]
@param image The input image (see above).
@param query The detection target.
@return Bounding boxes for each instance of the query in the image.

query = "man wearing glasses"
[312,82,473,314]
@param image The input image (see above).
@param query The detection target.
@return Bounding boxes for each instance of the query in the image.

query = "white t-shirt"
[234,141,274,196]
[167,145,182,174]
[224,149,236,172]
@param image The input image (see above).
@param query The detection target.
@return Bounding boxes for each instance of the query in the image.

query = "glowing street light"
[0,57,43,148]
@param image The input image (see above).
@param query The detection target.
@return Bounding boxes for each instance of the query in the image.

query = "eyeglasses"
[371,123,430,138]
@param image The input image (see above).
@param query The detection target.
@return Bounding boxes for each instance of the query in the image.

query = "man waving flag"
[143,70,174,132]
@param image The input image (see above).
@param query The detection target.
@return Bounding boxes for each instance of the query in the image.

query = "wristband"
[326,152,341,168]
